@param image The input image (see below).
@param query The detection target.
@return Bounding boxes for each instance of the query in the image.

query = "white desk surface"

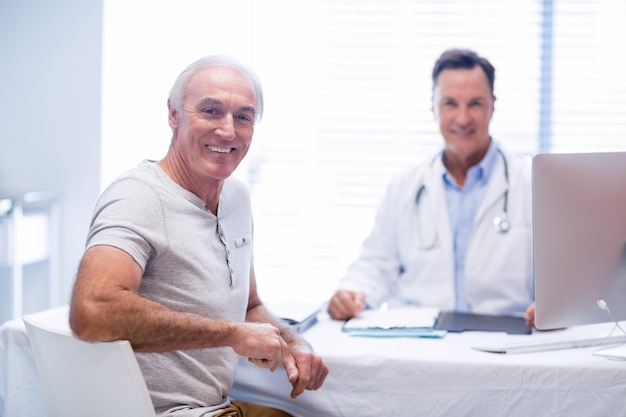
[233,315,626,417]
[2,310,626,417]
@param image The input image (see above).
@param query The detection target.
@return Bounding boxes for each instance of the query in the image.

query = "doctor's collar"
[440,140,498,186]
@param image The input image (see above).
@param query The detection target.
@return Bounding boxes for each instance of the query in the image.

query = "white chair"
[23,306,156,417]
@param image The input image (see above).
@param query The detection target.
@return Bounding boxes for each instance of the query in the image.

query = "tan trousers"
[215,401,293,417]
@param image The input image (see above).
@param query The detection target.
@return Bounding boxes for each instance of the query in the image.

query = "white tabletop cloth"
[2,311,626,417]
[0,318,46,417]
[231,315,626,417]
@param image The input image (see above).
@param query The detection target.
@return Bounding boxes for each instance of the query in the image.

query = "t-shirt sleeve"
[86,177,168,270]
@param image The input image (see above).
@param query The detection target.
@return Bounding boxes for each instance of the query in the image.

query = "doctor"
[327,48,535,326]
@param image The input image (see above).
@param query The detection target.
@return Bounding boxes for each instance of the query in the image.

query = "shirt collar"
[442,139,498,188]
[476,139,499,183]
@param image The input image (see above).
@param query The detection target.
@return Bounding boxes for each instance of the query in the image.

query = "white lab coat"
[339,144,534,316]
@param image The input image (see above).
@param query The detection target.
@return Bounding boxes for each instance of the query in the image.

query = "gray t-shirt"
[86,160,253,416]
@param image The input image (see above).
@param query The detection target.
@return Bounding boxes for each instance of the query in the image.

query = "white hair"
[168,55,264,122]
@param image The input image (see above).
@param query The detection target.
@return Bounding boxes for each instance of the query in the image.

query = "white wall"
[100,0,257,189]
[0,0,103,314]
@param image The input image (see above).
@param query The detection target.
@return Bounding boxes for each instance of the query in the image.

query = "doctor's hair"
[431,48,495,95]
[168,55,264,122]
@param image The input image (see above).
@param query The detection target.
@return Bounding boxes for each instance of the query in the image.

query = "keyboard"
[472,335,626,354]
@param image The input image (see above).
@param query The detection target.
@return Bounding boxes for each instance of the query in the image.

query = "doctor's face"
[432,66,495,168]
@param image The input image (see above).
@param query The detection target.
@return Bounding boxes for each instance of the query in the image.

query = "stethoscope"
[491,149,510,233]
[415,147,511,239]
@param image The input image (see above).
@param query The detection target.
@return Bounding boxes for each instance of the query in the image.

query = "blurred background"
[1,0,625,324]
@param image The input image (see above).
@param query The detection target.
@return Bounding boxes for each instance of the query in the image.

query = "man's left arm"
[246,268,329,398]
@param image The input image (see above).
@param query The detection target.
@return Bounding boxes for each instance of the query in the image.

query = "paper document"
[343,306,440,331]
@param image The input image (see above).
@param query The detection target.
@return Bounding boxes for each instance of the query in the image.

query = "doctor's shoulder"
[386,160,431,192]
[506,151,533,188]
[496,144,530,173]
[503,151,533,224]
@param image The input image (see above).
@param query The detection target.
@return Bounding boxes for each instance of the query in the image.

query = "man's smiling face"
[432,65,495,168]
[167,65,257,182]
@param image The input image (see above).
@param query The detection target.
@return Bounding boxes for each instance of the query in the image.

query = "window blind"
[250,0,544,303]
[549,0,626,152]
[101,0,626,305]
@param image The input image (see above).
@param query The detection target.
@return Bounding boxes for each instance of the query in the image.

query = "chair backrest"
[23,306,156,417]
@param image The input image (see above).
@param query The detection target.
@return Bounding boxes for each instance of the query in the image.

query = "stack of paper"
[342,306,447,338]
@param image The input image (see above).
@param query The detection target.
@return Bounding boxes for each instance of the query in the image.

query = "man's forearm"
[70,290,236,352]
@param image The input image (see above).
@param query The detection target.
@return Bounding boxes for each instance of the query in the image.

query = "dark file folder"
[434,311,532,335]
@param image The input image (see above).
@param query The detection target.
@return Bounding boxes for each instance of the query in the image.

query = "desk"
[231,317,626,416]
[2,311,626,417]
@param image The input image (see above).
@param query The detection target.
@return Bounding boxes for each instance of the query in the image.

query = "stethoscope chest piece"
[493,212,510,233]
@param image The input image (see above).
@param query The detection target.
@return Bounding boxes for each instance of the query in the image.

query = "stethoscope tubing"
[415,147,510,234]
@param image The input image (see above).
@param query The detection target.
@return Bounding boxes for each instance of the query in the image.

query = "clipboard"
[342,306,446,338]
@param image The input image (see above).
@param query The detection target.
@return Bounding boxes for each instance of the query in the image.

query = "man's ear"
[489,94,497,119]
[431,102,438,121]
[430,91,437,121]
[167,98,178,130]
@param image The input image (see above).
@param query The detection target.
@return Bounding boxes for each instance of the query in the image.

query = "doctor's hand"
[327,290,365,320]
[524,303,535,328]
